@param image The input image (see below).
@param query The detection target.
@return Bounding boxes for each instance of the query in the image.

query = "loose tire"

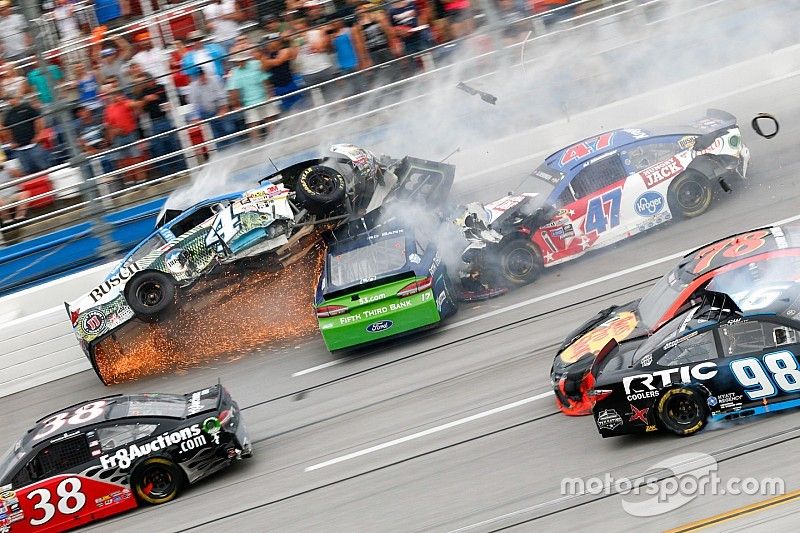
[294,165,346,215]
[656,387,708,436]
[492,238,543,287]
[668,170,713,219]
[126,271,176,319]
[130,457,185,505]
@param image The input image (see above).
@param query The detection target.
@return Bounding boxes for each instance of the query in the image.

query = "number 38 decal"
[34,401,107,441]
[27,477,86,527]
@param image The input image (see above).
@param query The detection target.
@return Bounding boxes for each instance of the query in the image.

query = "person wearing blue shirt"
[181,31,227,80]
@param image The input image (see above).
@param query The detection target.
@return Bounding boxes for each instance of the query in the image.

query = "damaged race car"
[456,109,750,293]
[552,225,800,416]
[66,145,454,382]
[315,200,460,352]
[0,384,250,532]
[592,283,800,437]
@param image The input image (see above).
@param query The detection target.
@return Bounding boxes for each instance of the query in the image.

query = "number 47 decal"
[584,188,622,235]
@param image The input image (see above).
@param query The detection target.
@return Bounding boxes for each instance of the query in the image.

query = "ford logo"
[366,320,393,333]
[634,191,665,217]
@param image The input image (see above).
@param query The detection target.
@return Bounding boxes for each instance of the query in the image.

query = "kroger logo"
[635,191,665,217]
[366,320,393,333]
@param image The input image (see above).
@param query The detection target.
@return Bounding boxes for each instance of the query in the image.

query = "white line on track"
[304,390,554,472]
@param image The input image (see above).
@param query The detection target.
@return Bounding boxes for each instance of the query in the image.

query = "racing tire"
[294,165,346,216]
[668,170,713,219]
[126,271,176,319]
[130,457,186,505]
[656,387,708,436]
[440,274,459,318]
[493,237,544,287]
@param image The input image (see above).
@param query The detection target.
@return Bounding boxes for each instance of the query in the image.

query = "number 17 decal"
[584,188,622,235]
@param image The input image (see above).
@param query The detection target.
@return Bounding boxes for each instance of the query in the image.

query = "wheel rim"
[306,172,337,195]
[140,465,176,499]
[136,281,164,308]
[666,394,700,427]
[676,179,709,213]
[504,246,536,280]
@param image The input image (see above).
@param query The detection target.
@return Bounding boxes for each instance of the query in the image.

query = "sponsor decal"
[165,248,189,273]
[408,253,421,264]
[533,169,562,184]
[678,136,696,149]
[559,311,639,364]
[629,404,649,424]
[640,354,653,367]
[717,392,744,408]
[81,310,106,335]
[366,320,393,333]
[707,396,718,407]
[89,263,142,303]
[645,424,658,432]
[186,391,204,416]
[663,330,699,350]
[597,409,623,431]
[695,137,724,155]
[634,191,665,217]
[626,389,660,401]
[429,253,442,276]
[436,290,447,311]
[624,128,649,140]
[640,157,685,189]
[623,362,718,395]
[100,424,206,469]
[202,417,222,444]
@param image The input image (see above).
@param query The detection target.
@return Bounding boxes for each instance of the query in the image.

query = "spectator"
[229,34,254,56]
[97,37,133,90]
[441,0,473,38]
[73,104,115,178]
[0,62,27,100]
[226,53,278,141]
[259,36,303,114]
[202,0,241,53]
[27,58,64,105]
[496,0,527,43]
[331,19,366,96]
[102,84,147,184]
[1,95,53,176]
[53,0,81,42]
[169,39,192,105]
[187,69,237,150]
[355,2,399,68]
[0,1,29,61]
[0,151,29,224]
[135,73,185,177]
[389,0,428,56]
[130,32,169,80]
[72,62,103,116]
[295,17,338,104]
[263,14,282,40]
[181,31,226,80]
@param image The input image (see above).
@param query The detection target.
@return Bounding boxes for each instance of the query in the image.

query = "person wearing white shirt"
[0,1,28,60]
[130,34,169,79]
[53,0,80,42]
[202,0,240,52]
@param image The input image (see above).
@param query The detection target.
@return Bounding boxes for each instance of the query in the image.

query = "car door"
[716,318,800,413]
[547,152,628,260]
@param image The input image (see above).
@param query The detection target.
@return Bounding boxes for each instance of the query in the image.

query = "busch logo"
[100,424,205,469]
[90,263,142,303]
[623,362,718,395]
[634,192,665,217]
[640,157,684,189]
[366,320,393,333]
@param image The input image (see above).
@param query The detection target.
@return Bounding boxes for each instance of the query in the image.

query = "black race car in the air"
[0,384,249,532]
[591,284,800,437]
[551,225,800,416]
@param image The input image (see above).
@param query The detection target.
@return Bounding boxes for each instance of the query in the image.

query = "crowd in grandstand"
[0,0,579,229]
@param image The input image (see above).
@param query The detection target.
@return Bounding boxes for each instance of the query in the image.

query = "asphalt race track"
[7,45,800,533]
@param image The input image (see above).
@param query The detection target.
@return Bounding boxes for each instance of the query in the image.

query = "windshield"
[122,233,168,269]
[513,163,561,205]
[108,396,186,419]
[0,440,23,483]
[328,235,408,288]
[632,309,696,364]
[637,271,689,330]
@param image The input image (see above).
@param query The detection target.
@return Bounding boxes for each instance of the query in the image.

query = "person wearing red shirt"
[170,39,192,105]
[102,85,147,184]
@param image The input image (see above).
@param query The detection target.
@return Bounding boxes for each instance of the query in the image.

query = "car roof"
[544,129,652,171]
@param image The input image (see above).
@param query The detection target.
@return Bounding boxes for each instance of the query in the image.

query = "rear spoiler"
[691,109,738,151]
[185,381,224,417]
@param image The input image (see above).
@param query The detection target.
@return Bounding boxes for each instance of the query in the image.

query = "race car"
[551,225,800,416]
[315,206,459,351]
[0,384,250,532]
[66,146,454,382]
[591,283,800,437]
[456,109,750,290]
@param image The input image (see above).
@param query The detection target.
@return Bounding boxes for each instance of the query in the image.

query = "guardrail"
[2,39,800,398]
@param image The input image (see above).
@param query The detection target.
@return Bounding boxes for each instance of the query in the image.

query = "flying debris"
[456,82,498,105]
[751,112,779,139]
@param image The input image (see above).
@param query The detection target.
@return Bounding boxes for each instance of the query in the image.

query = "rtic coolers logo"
[634,191,665,217]
[100,424,206,469]
[623,362,718,397]
[366,320,393,333]
[90,263,142,303]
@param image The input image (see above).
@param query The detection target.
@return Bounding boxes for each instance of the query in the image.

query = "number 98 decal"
[730,351,800,400]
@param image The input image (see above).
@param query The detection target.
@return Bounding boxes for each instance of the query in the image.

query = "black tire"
[126,271,176,319]
[656,387,708,436]
[130,457,186,505]
[491,237,543,287]
[294,165,346,215]
[668,170,713,219]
